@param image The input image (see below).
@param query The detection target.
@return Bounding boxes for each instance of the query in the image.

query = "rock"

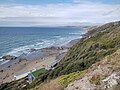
[31,48,37,51]
[66,76,96,90]
[47,46,59,50]
[49,46,65,50]
[102,72,120,89]
[2,55,17,60]
[0,70,3,72]
[7,65,11,68]
[41,46,60,51]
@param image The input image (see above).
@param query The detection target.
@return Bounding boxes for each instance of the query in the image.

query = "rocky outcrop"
[41,46,65,51]
[102,72,120,89]
[2,55,17,60]
[30,48,37,51]
[66,76,96,90]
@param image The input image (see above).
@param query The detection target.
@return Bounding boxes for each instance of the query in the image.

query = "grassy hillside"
[48,21,120,78]
[0,21,120,90]
[32,49,120,90]
[31,70,87,90]
[66,49,120,90]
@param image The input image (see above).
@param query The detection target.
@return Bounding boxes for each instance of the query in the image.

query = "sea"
[0,27,86,65]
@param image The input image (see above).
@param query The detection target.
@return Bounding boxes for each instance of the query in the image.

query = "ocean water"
[0,27,86,61]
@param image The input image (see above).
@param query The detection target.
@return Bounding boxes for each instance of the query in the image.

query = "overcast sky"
[0,0,120,26]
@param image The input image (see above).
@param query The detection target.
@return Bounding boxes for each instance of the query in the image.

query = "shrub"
[49,22,120,78]
[89,74,101,85]
[59,70,87,87]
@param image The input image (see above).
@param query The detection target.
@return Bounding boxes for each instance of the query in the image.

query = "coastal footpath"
[0,21,120,90]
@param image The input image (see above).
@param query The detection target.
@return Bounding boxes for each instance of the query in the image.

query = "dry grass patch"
[31,79,64,90]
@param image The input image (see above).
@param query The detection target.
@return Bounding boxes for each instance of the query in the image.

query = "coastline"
[0,35,83,84]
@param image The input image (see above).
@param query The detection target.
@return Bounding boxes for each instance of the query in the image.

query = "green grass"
[59,70,87,86]
[31,68,47,78]
[1,21,120,90]
[49,21,120,78]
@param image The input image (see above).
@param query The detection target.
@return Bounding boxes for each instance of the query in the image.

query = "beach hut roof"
[31,68,47,78]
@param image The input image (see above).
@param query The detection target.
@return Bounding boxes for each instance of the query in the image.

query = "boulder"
[2,55,17,60]
[31,48,37,51]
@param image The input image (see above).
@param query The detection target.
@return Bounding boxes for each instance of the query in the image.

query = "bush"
[49,23,120,78]
[89,75,101,85]
[59,70,87,87]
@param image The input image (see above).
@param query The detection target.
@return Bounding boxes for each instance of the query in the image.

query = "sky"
[0,0,120,27]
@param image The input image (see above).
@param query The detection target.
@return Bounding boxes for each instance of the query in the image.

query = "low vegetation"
[0,21,120,90]
[113,84,120,90]
[49,21,120,78]
[30,70,87,90]
[59,70,87,87]
[89,74,101,85]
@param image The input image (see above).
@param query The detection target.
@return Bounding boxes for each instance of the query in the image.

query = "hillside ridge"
[0,21,120,90]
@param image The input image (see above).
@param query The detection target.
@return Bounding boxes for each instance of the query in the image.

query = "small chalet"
[14,69,36,80]
[28,68,47,82]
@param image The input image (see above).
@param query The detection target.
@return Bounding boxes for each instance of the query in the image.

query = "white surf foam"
[0,33,83,66]
[0,59,4,62]
[4,39,55,57]
[0,60,10,65]
[69,33,80,35]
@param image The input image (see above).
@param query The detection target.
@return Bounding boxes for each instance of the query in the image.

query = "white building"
[14,68,36,80]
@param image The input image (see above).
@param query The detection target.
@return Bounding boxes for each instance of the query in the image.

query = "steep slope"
[0,21,120,90]
[66,49,120,90]
[31,49,120,90]
[49,21,120,78]
[30,21,120,90]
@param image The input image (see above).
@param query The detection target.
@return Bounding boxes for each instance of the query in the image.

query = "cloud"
[0,2,120,26]
[73,0,97,4]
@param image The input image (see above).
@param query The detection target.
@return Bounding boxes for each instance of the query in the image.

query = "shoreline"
[0,28,86,60]
[0,35,84,65]
[0,36,82,84]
